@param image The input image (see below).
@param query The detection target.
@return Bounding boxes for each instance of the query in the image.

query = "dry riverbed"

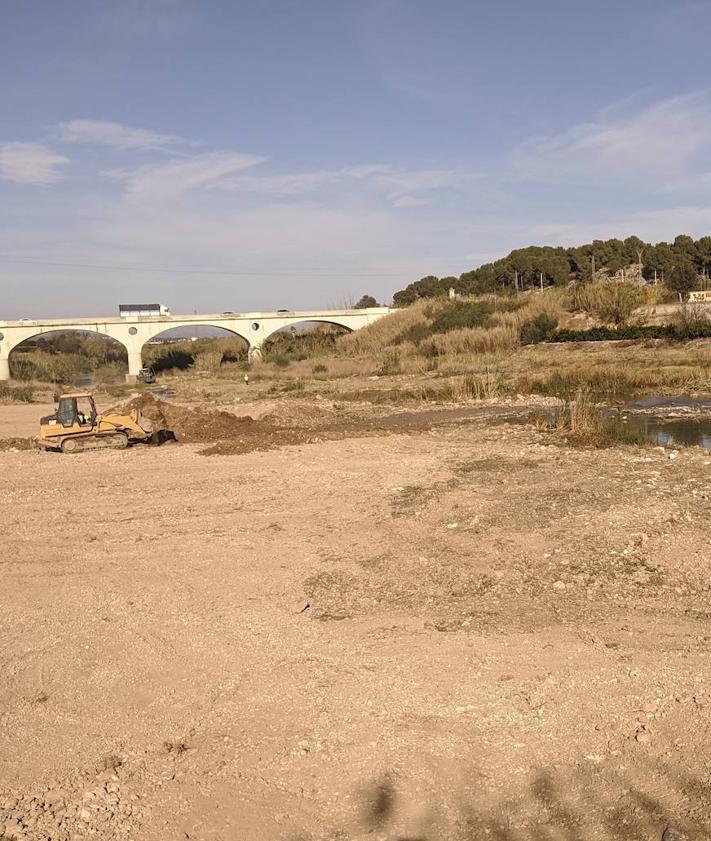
[1,397,711,840]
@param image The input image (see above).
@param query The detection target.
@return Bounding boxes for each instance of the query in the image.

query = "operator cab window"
[77,397,96,426]
[57,398,77,427]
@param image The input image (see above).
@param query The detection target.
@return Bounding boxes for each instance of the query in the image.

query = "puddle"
[611,396,711,448]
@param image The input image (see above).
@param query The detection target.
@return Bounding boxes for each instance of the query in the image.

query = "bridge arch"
[260,318,355,344]
[115,320,254,379]
[4,328,130,384]
[141,324,251,374]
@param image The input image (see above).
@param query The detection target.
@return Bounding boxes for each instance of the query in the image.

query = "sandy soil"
[2,399,711,840]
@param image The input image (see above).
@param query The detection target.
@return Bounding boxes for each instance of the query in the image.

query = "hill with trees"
[393,234,711,306]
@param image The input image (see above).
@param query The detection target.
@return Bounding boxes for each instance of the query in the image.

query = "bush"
[520,313,558,345]
[193,350,224,372]
[312,363,328,374]
[269,353,291,367]
[549,321,711,343]
[573,281,645,325]
[0,382,34,402]
[429,300,493,333]
[376,350,402,376]
[674,303,711,339]
[537,390,647,447]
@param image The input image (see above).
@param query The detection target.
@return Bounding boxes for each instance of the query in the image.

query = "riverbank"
[2,393,711,839]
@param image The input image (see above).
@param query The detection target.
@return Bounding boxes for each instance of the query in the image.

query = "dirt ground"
[2,396,711,840]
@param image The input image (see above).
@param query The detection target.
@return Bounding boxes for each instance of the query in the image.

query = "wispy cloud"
[0,142,69,184]
[392,195,429,207]
[224,163,465,206]
[115,151,266,201]
[56,119,194,153]
[512,92,711,188]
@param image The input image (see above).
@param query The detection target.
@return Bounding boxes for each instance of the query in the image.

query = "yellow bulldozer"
[37,392,154,453]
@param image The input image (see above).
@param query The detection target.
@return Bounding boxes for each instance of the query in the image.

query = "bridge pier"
[247,343,263,363]
[126,351,143,384]
[0,357,9,382]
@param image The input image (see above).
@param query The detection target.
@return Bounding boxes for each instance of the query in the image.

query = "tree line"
[392,234,711,306]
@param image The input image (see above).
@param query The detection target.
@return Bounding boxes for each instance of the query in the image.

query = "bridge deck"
[0,307,390,328]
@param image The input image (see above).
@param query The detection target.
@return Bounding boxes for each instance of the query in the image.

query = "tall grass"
[337,289,569,358]
[573,281,645,325]
[538,391,646,447]
[0,382,34,403]
[422,324,520,355]
[418,370,505,401]
[338,298,444,355]
[192,350,224,372]
[519,363,711,398]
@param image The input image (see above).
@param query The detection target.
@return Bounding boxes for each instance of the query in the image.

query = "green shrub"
[429,301,493,333]
[312,363,328,374]
[520,313,558,345]
[400,322,434,345]
[269,353,291,367]
[547,321,711,343]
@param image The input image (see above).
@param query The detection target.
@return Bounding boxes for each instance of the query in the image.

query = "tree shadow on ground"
[345,759,710,841]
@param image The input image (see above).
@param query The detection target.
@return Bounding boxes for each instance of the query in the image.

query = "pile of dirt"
[0,437,36,451]
[115,394,392,455]
[112,395,509,456]
[115,393,257,444]
[259,399,340,428]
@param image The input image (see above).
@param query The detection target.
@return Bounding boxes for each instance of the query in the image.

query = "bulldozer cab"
[55,393,97,428]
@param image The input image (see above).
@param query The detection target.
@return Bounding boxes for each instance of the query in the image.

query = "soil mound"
[0,437,36,451]
[114,393,256,444]
[259,399,339,428]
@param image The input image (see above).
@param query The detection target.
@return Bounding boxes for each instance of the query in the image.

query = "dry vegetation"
[7,283,711,410]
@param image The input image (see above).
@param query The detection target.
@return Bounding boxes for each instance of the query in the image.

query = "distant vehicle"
[137,367,156,384]
[72,375,97,389]
[222,311,239,315]
[277,309,291,313]
[119,304,170,318]
[18,317,35,323]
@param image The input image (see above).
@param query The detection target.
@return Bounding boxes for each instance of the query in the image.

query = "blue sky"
[2,0,711,316]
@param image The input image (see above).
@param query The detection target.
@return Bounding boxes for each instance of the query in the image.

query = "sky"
[2,0,711,317]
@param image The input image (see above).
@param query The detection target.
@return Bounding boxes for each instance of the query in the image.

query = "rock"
[552,580,566,591]
[662,827,690,841]
[669,450,680,460]
[3,821,24,840]
[635,726,652,744]
[80,807,92,822]
[44,788,67,805]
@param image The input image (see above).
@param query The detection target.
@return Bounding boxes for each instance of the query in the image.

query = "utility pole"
[540,271,544,291]
[591,254,596,281]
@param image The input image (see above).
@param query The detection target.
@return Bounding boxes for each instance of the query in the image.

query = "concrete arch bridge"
[0,307,392,382]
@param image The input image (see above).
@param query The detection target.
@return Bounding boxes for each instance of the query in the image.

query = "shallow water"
[612,411,711,448]
[592,395,711,448]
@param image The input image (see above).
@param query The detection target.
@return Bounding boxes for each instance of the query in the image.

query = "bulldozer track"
[61,433,128,454]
